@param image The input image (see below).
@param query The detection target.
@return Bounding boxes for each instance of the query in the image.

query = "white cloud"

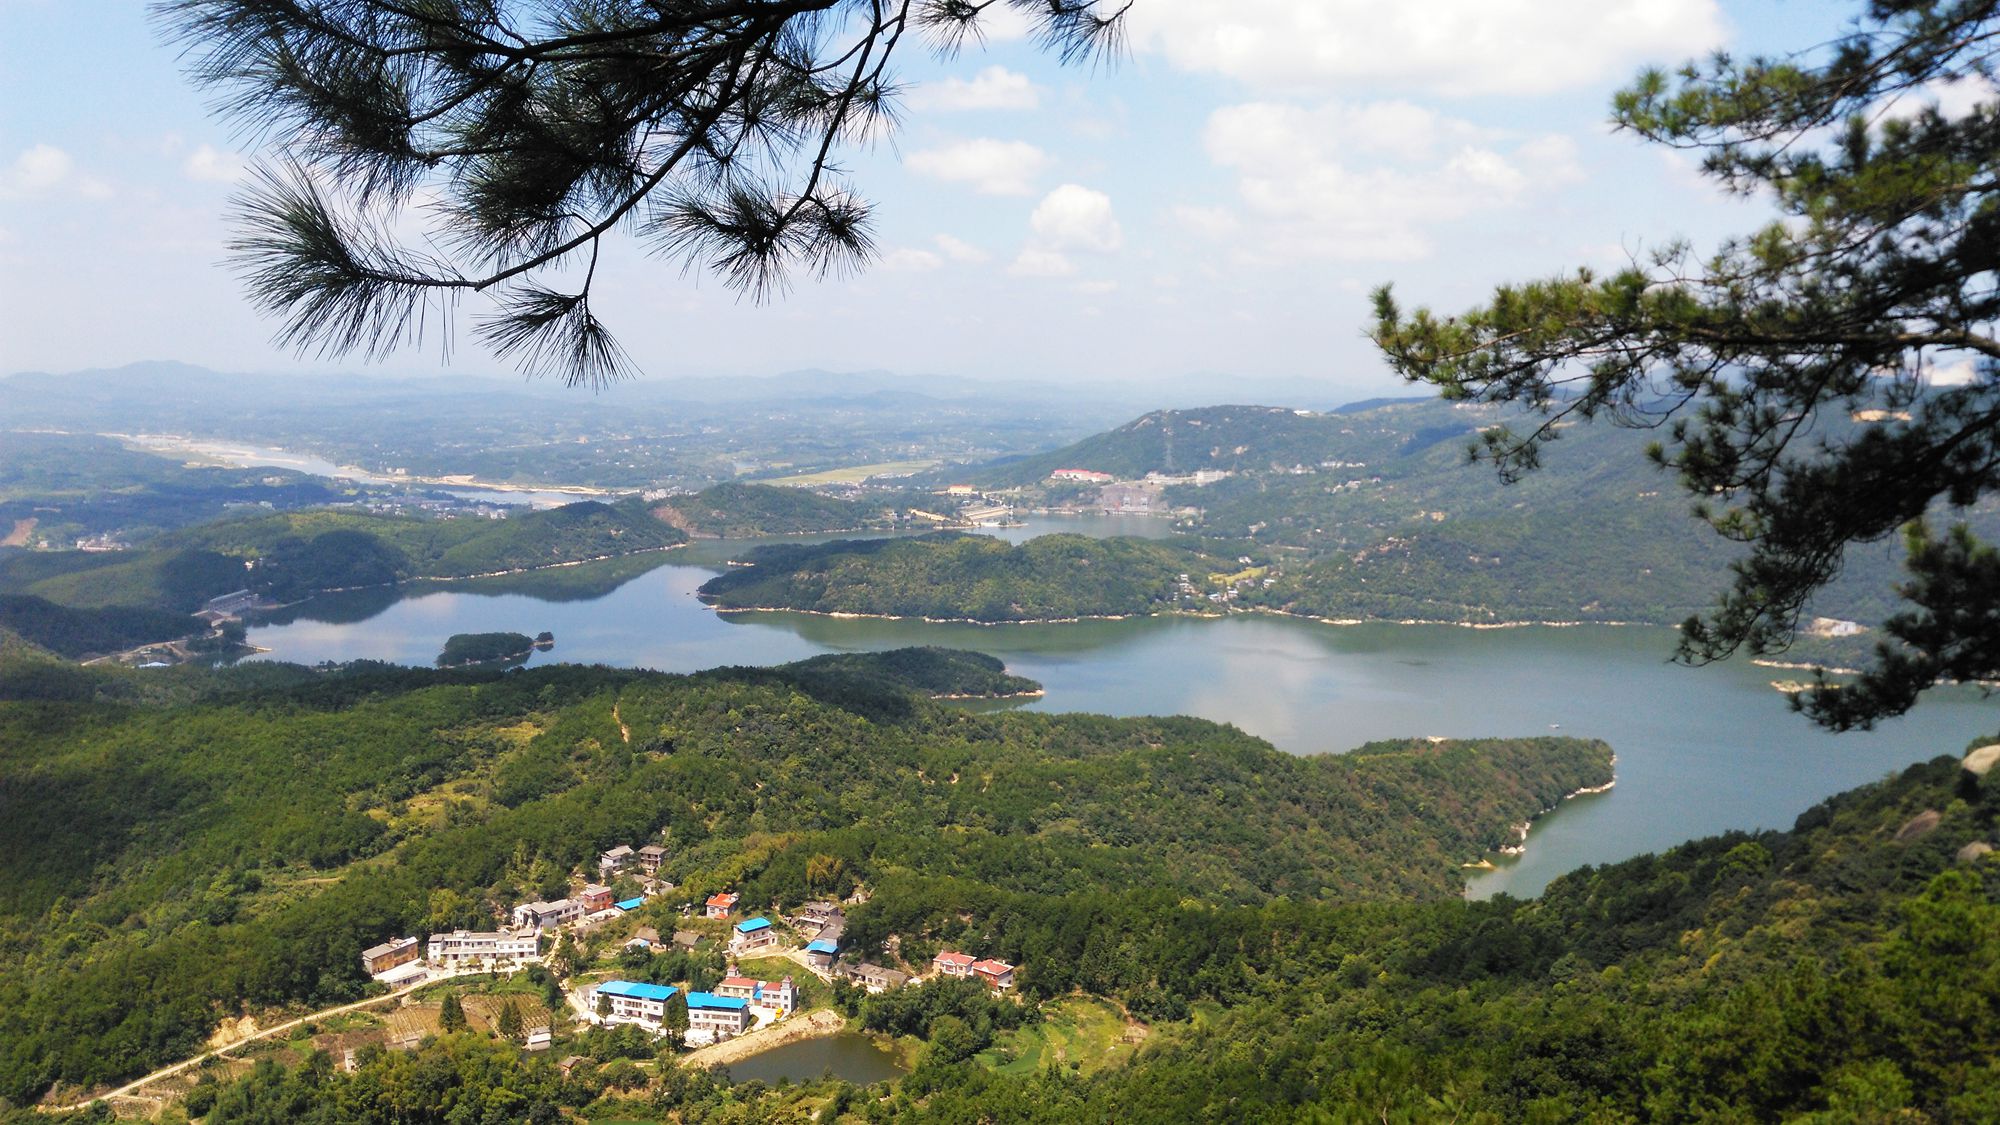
[1011,184,1122,277]
[906,138,1051,195]
[933,234,990,264]
[1188,101,1581,261]
[1029,184,1123,253]
[881,247,945,272]
[908,66,1041,112]
[1,143,111,200]
[1128,0,1726,97]
[1009,247,1077,278]
[183,143,245,184]
[2,144,73,197]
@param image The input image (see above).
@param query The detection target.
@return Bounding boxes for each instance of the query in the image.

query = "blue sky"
[0,1,1852,401]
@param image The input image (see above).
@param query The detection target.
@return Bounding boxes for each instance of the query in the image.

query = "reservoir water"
[243,518,2000,899]
[719,1032,907,1086]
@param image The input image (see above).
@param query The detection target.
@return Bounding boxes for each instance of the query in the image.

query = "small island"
[436,631,539,668]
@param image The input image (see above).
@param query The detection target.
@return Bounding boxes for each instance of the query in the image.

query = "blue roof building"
[736,917,771,934]
[614,897,644,911]
[597,980,678,1003]
[684,991,749,1011]
[805,938,838,954]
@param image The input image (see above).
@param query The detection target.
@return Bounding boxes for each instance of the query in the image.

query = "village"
[351,840,1019,1064]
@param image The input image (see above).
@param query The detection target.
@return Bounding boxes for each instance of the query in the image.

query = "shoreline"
[1462,768,1619,870]
[703,599,1657,632]
[704,602,1177,626]
[683,1009,847,1068]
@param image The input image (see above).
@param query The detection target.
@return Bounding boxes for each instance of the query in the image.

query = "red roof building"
[933,951,976,977]
[705,892,740,920]
[971,959,1016,989]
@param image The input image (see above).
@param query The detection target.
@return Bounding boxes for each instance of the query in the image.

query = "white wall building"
[426,930,540,970]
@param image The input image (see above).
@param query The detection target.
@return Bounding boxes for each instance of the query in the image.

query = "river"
[241,516,1999,899]
[112,433,604,509]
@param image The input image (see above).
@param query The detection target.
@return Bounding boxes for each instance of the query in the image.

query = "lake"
[242,519,2000,899]
[720,1032,907,1086]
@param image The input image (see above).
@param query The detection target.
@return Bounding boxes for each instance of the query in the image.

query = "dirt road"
[45,972,471,1113]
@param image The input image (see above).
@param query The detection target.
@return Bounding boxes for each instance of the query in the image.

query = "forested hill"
[163,499,684,589]
[698,532,1211,620]
[0,649,1610,1104]
[4,643,1993,1119]
[648,481,883,537]
[968,404,1357,487]
[941,397,1991,628]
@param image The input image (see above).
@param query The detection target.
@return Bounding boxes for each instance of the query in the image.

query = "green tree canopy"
[157,0,1128,387]
[438,991,468,1032]
[1371,0,2000,729]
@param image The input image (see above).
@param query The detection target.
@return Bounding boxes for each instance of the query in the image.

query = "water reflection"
[242,526,2000,899]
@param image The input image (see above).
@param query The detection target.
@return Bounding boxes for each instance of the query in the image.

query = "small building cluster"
[715,973,796,1016]
[425,930,541,971]
[361,838,671,984]
[933,949,1016,990]
[838,961,911,994]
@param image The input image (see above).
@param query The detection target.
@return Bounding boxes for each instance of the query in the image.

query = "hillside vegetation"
[0,431,347,546]
[0,500,687,659]
[896,398,1996,630]
[6,652,1993,1120]
[0,650,1610,1104]
[698,532,1212,620]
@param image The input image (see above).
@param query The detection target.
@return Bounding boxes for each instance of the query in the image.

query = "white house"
[510,898,583,932]
[593,980,678,1031]
[729,916,777,954]
[425,930,540,970]
[685,992,752,1041]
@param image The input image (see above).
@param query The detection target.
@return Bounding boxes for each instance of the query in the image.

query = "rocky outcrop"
[1894,809,1942,842]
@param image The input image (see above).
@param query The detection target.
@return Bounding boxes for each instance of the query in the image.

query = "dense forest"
[0,647,1610,1106]
[698,533,1213,621]
[10,706,1995,1121]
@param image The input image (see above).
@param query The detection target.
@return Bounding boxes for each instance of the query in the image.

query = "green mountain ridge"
[0,650,1611,1105]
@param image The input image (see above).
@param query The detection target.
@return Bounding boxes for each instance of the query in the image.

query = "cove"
[242,524,2000,900]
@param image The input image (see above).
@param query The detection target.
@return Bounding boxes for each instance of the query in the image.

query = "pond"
[719,1032,907,1086]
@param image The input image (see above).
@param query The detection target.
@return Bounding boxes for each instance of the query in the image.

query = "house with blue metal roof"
[729,915,778,955]
[613,897,644,912]
[593,979,679,1030]
[685,990,753,1040]
[804,938,838,970]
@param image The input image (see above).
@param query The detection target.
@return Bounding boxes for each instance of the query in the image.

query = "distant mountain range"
[2,360,1386,414]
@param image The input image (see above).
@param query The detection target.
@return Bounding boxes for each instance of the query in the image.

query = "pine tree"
[439,992,467,1033]
[157,0,1129,388]
[498,998,524,1041]
[1371,1,2000,728]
